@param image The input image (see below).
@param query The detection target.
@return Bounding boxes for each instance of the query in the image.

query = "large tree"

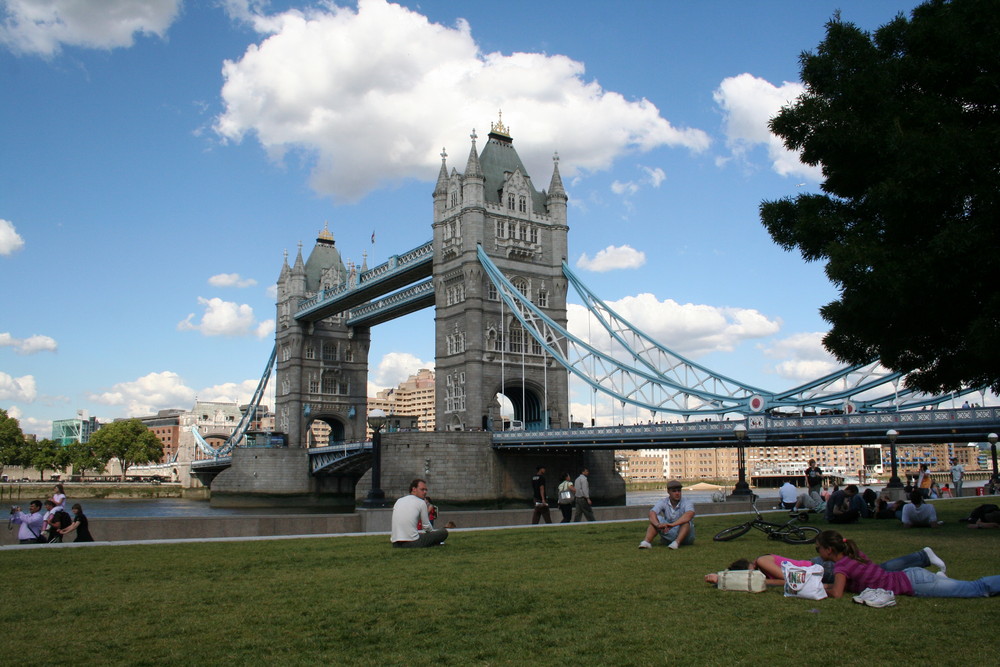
[0,409,27,478]
[67,440,107,478]
[760,0,1000,393]
[89,419,163,481]
[25,438,69,481]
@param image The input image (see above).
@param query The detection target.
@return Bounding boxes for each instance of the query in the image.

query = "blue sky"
[0,0,929,437]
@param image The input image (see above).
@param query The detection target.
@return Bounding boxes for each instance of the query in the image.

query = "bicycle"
[712,501,821,544]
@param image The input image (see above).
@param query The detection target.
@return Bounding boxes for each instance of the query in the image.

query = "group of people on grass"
[8,484,93,544]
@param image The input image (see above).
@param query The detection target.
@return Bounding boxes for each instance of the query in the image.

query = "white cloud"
[0,332,57,354]
[713,73,823,181]
[575,245,646,272]
[0,218,25,255]
[0,0,182,57]
[215,0,710,202]
[87,370,195,415]
[760,331,839,381]
[177,297,273,338]
[208,272,258,288]
[610,180,639,196]
[197,379,260,405]
[0,372,37,402]
[569,294,781,359]
[371,351,434,389]
[642,166,666,188]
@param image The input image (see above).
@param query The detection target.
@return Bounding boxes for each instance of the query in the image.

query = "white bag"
[780,561,828,600]
[558,489,573,503]
[716,569,766,593]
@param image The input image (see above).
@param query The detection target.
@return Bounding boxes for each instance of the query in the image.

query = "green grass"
[1,499,997,666]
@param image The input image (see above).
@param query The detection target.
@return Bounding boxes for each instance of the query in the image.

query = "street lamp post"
[886,429,902,488]
[988,433,999,489]
[730,423,752,497]
[363,409,387,508]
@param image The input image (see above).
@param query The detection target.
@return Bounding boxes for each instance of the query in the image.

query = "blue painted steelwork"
[345,279,435,327]
[479,246,985,417]
[309,441,372,474]
[295,241,434,321]
[190,345,277,465]
[492,407,1000,450]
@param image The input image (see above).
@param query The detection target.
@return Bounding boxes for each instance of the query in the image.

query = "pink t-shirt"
[834,557,914,595]
[772,555,813,568]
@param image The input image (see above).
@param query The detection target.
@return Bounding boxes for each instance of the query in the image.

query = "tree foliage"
[25,438,69,481]
[0,408,27,476]
[67,440,107,477]
[760,0,1000,393]
[89,419,163,481]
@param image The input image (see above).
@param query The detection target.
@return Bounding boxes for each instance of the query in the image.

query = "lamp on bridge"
[363,409,388,508]
[730,423,752,497]
[988,433,998,485]
[886,429,902,489]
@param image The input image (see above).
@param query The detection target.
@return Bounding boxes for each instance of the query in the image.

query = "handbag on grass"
[780,561,828,600]
[716,569,766,593]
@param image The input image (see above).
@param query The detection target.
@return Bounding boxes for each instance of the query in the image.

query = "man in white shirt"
[779,481,798,509]
[391,478,448,548]
[950,458,965,497]
[9,500,45,544]
[572,468,596,522]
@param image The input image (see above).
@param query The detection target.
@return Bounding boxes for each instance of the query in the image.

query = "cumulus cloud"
[0,372,37,402]
[197,379,261,405]
[569,294,781,359]
[0,332,58,355]
[177,297,274,338]
[713,73,823,181]
[215,0,710,202]
[0,0,182,57]
[208,272,258,288]
[0,218,24,255]
[86,370,271,416]
[575,245,646,273]
[760,331,839,381]
[370,351,434,389]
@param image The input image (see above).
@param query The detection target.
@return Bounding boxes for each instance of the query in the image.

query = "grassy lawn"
[2,498,996,666]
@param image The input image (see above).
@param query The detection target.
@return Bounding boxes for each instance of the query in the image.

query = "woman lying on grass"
[816,530,1000,598]
[704,546,948,586]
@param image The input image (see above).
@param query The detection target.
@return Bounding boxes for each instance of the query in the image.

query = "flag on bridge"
[371,231,375,244]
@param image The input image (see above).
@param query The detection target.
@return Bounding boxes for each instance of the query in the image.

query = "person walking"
[530,466,552,525]
[556,472,575,523]
[572,468,595,522]
[59,503,94,542]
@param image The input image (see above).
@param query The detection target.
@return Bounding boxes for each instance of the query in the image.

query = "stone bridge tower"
[432,116,570,431]
[274,226,371,447]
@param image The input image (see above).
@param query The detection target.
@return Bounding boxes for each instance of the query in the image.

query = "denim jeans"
[905,567,1000,597]
[880,551,929,571]
[658,523,695,545]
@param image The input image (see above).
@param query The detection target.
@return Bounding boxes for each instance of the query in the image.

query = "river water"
[41,488,777,518]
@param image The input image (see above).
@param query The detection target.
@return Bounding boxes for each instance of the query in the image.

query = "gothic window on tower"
[322,374,335,394]
[495,220,505,239]
[322,342,338,362]
[509,322,525,354]
[518,196,527,213]
[450,191,458,208]
[530,227,538,244]
[537,289,548,308]
[507,193,515,210]
[344,345,353,362]
[309,377,320,394]
[487,281,498,301]
[305,345,315,360]
[512,277,529,299]
[281,344,291,362]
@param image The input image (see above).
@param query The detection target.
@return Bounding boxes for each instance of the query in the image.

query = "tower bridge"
[196,115,1000,507]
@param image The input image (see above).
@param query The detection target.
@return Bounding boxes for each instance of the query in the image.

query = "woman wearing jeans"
[817,530,1000,598]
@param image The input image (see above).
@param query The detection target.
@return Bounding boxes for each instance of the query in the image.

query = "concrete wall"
[358,431,625,505]
[1,499,757,545]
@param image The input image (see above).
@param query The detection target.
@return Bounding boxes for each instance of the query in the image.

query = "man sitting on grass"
[638,479,695,550]
[391,478,449,548]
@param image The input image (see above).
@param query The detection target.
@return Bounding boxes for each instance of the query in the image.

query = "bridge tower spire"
[433,112,570,431]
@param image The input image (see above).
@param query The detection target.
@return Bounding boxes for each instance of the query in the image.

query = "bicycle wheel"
[713,523,753,542]
[779,525,821,544]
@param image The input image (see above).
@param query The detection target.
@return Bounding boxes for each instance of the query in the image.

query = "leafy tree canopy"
[760,0,1000,393]
[0,408,27,473]
[89,419,163,481]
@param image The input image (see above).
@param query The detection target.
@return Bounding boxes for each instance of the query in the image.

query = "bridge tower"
[274,226,371,447]
[432,116,570,431]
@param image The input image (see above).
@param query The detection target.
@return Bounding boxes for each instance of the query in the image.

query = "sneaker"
[852,588,880,604]
[923,547,946,575]
[667,540,679,550]
[638,540,652,549]
[864,589,897,608]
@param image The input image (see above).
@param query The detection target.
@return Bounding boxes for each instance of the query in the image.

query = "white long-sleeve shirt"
[11,510,45,541]
[390,494,431,543]
[574,474,590,499]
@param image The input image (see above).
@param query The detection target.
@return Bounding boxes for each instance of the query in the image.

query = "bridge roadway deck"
[492,407,1000,450]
